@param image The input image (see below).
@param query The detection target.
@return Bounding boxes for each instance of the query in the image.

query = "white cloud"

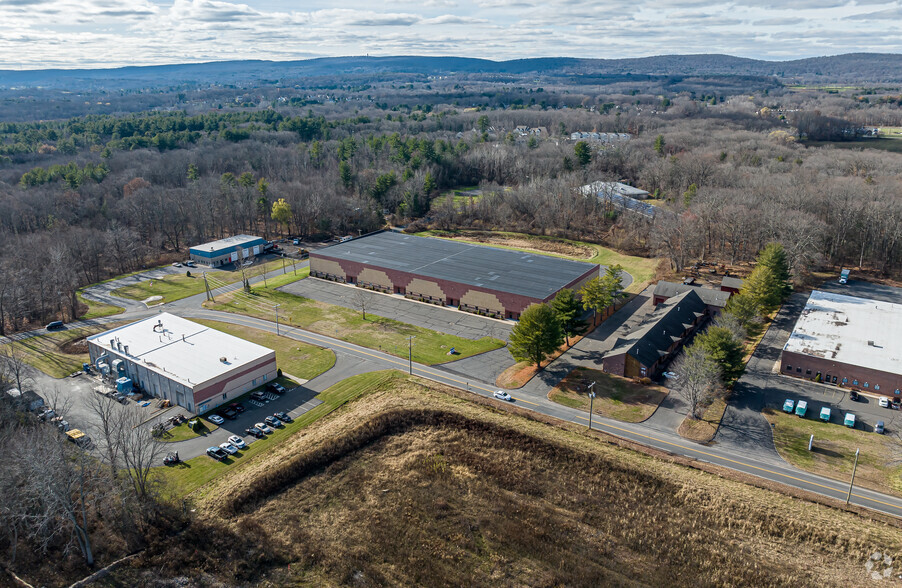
[2,0,902,68]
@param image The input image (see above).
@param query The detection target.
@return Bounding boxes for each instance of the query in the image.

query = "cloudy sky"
[2,0,902,69]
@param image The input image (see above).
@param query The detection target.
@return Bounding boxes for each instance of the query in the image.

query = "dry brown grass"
[678,396,729,442]
[106,373,902,587]
[550,367,668,422]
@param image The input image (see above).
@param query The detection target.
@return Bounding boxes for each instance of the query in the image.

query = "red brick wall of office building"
[780,350,902,397]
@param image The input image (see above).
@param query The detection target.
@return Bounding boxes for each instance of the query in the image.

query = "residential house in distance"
[580,181,650,200]
[652,281,730,314]
[602,289,710,379]
[570,131,631,144]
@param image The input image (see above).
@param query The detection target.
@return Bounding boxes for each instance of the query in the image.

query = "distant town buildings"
[570,131,632,144]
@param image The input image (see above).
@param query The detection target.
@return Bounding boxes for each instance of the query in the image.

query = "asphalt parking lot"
[816,278,902,304]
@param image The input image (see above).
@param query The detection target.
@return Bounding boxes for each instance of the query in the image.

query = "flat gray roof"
[313,232,598,300]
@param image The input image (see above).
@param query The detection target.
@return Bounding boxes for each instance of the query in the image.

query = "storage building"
[189,234,267,267]
[309,231,599,319]
[781,290,902,398]
[86,313,277,414]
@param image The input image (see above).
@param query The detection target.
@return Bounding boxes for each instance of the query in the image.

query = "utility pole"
[274,304,281,336]
[203,272,214,303]
[407,336,415,375]
[587,381,596,430]
[846,448,860,506]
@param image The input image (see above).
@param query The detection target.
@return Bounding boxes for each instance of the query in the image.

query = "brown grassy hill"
[111,372,902,587]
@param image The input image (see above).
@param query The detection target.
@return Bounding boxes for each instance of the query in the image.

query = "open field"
[193,317,333,380]
[154,371,399,499]
[10,321,130,378]
[804,137,902,154]
[204,282,505,365]
[121,372,902,587]
[549,367,668,422]
[763,408,902,497]
[76,292,124,319]
[112,259,292,303]
[418,229,662,293]
[429,186,482,209]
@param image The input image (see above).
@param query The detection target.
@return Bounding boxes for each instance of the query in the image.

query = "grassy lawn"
[112,259,290,304]
[762,407,902,497]
[417,229,661,294]
[11,321,130,378]
[156,370,404,498]
[678,397,728,442]
[76,292,124,319]
[549,367,668,422]
[430,187,483,210]
[193,317,333,380]
[159,417,219,442]
[205,283,505,366]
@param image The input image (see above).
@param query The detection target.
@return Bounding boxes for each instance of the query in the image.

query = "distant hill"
[2,53,902,89]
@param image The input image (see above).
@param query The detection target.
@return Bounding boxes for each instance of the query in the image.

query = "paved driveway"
[279,278,514,341]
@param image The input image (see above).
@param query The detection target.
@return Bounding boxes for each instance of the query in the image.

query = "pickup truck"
[819,407,831,422]
[844,413,856,428]
[782,398,795,413]
[794,400,808,417]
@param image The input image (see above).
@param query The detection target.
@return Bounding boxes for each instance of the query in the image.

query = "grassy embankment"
[11,321,130,378]
[75,292,124,319]
[127,371,902,587]
[112,259,304,304]
[549,367,668,422]
[203,277,505,365]
[763,407,902,498]
[419,229,662,294]
[155,370,399,499]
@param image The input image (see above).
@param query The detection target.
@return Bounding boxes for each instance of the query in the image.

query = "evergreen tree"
[550,289,586,346]
[509,304,563,368]
[574,141,592,167]
[756,242,792,296]
[695,326,745,384]
[744,264,782,313]
[654,134,666,156]
[724,292,760,328]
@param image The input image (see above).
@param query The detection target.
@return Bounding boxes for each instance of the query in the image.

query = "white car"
[255,422,274,434]
[879,396,890,408]
[219,442,238,455]
[663,371,679,380]
[172,262,182,267]
[207,414,224,425]
[227,435,247,449]
[493,390,512,401]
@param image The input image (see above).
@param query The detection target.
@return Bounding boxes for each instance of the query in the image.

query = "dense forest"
[2,63,902,333]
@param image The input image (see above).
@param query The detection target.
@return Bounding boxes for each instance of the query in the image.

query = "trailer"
[839,268,851,284]
[819,407,831,422]
[795,400,808,417]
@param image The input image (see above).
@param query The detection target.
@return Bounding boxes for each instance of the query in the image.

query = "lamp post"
[406,336,415,375]
[587,381,596,430]
[274,304,281,336]
[846,448,860,506]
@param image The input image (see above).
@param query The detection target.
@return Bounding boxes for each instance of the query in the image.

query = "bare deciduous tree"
[673,345,722,419]
[352,288,370,321]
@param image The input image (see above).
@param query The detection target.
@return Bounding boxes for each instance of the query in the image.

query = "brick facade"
[780,350,902,397]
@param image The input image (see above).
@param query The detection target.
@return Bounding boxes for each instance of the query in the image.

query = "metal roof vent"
[220,356,228,363]
[123,345,129,355]
[868,340,875,346]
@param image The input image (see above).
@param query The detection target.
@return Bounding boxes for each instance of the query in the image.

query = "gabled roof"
[653,281,730,308]
[720,276,744,289]
[605,290,708,367]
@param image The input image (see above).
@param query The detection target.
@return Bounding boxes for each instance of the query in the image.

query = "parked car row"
[783,398,884,433]
[206,412,294,461]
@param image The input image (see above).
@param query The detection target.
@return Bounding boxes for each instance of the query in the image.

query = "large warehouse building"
[87,313,278,414]
[189,234,267,267]
[310,231,599,319]
[781,290,902,397]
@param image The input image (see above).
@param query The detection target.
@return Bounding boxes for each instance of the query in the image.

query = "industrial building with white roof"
[189,234,267,267]
[87,313,277,414]
[780,290,902,397]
